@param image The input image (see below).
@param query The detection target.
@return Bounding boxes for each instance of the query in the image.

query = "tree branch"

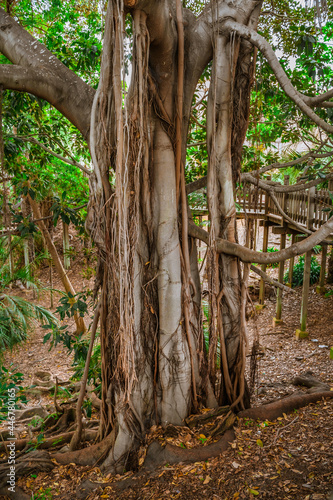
[257,149,333,175]
[300,88,333,109]
[0,8,94,140]
[12,135,91,175]
[0,64,57,97]
[186,176,207,194]
[221,20,333,134]
[188,216,333,264]
[250,264,295,293]
[242,171,333,194]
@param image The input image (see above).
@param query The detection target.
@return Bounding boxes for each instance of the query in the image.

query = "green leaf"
[43,332,52,343]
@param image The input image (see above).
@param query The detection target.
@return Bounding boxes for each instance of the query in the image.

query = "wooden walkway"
[192,176,333,339]
[235,183,333,236]
[192,178,333,238]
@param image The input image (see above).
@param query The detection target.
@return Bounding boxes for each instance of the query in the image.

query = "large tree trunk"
[83,0,260,472]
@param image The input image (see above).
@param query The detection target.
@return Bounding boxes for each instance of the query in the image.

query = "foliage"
[57,291,89,319]
[0,235,56,353]
[72,343,101,391]
[261,247,279,268]
[31,486,53,499]
[312,245,322,255]
[43,292,101,394]
[284,255,321,287]
[0,364,27,421]
[0,293,57,352]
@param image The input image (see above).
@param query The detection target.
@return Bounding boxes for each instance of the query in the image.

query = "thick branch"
[242,171,333,194]
[186,176,207,194]
[0,8,94,140]
[300,88,333,109]
[188,216,333,264]
[257,149,333,175]
[222,20,333,134]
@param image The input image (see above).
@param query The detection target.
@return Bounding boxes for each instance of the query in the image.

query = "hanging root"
[70,303,101,451]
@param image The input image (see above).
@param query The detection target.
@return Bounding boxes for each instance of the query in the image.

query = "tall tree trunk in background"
[27,194,86,334]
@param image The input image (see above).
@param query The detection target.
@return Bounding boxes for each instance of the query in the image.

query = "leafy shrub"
[0,294,57,353]
[0,364,27,421]
[43,293,102,396]
[265,247,279,268]
[284,255,321,288]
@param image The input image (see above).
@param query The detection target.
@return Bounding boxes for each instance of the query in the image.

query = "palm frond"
[0,294,58,354]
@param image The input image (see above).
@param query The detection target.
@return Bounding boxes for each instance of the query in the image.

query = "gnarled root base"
[2,391,332,500]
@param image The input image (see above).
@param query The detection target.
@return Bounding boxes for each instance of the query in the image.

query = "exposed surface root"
[0,485,31,499]
[292,371,331,393]
[76,479,113,499]
[0,451,54,489]
[0,429,96,453]
[44,407,76,436]
[52,431,114,466]
[238,392,333,421]
[185,405,230,428]
[143,429,235,469]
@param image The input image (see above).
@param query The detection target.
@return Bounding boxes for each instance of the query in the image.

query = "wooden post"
[63,222,70,270]
[254,218,258,251]
[23,238,30,288]
[273,175,289,326]
[316,243,327,294]
[49,257,54,309]
[257,178,271,310]
[287,233,296,287]
[296,186,315,339]
[30,236,36,299]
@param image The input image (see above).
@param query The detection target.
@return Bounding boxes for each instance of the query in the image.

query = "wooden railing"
[234,184,332,231]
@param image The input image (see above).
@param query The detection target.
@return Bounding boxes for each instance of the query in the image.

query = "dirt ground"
[1,233,333,500]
